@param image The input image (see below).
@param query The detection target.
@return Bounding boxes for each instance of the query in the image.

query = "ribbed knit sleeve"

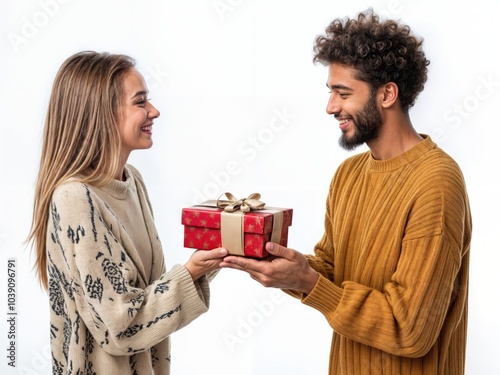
[295,136,471,374]
[306,236,461,356]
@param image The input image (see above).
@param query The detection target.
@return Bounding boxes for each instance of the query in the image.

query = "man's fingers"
[220,255,260,272]
[220,262,246,272]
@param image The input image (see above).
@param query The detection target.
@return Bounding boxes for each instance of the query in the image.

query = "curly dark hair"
[313,9,430,110]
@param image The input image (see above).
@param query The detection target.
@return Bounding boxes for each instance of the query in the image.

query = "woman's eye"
[137,98,152,106]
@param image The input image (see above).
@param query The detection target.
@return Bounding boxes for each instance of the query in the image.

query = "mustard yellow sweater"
[292,136,471,374]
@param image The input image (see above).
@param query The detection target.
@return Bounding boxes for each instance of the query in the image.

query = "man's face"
[326,63,382,150]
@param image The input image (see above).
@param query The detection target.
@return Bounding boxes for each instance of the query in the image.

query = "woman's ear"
[379,82,399,108]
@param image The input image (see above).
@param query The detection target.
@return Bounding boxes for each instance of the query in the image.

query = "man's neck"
[367,114,423,161]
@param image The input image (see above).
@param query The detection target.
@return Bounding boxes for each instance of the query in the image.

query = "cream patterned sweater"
[288,135,472,374]
[47,164,212,374]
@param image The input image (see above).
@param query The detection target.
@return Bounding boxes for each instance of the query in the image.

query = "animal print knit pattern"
[47,164,212,374]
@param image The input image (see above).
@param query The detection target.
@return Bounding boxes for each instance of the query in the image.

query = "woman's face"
[116,68,160,161]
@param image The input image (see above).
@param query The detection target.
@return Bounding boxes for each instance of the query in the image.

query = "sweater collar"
[100,165,135,200]
[368,134,436,172]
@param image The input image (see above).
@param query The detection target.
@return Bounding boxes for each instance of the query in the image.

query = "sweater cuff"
[170,264,211,311]
[301,274,343,317]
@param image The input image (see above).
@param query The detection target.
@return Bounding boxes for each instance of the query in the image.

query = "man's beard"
[339,91,382,151]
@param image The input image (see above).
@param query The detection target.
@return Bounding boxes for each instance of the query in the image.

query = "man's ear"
[379,82,399,108]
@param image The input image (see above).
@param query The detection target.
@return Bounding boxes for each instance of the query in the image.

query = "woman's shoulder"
[53,179,90,200]
[51,179,103,210]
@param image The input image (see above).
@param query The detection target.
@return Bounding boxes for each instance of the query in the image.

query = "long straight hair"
[27,51,135,289]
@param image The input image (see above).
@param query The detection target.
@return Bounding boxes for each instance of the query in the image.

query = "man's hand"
[220,242,319,294]
[184,247,228,281]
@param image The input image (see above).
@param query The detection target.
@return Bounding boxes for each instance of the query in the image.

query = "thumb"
[210,247,228,258]
[265,242,293,259]
[199,247,228,260]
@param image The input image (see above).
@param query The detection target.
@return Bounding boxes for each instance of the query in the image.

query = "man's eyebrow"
[326,83,353,91]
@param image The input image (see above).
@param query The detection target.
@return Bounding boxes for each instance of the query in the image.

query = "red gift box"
[181,204,293,258]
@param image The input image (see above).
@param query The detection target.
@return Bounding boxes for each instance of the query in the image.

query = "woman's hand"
[184,247,228,281]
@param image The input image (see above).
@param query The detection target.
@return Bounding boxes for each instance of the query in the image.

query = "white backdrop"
[1,0,499,374]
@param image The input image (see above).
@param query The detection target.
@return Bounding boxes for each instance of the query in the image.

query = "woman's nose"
[148,102,160,119]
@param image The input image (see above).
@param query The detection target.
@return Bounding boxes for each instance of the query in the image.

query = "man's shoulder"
[419,146,464,177]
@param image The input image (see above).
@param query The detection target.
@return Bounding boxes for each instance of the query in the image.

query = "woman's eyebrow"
[131,90,148,99]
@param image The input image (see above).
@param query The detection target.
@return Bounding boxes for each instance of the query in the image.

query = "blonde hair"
[28,51,135,289]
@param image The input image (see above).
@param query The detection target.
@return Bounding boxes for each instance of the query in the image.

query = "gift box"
[181,194,292,258]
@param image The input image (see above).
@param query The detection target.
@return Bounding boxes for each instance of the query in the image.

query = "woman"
[27,51,226,374]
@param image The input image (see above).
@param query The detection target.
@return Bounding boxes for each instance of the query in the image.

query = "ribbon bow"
[217,192,265,213]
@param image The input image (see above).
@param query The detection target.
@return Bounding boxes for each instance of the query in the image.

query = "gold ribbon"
[216,192,266,212]
[197,193,283,256]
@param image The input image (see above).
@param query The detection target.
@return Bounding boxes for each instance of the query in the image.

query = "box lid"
[181,206,292,235]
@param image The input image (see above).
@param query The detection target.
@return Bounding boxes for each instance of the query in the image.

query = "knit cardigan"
[288,135,472,374]
[47,164,212,374]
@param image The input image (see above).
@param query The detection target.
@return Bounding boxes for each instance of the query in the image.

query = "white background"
[1,0,499,374]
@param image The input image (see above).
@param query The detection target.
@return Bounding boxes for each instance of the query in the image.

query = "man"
[220,9,472,375]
